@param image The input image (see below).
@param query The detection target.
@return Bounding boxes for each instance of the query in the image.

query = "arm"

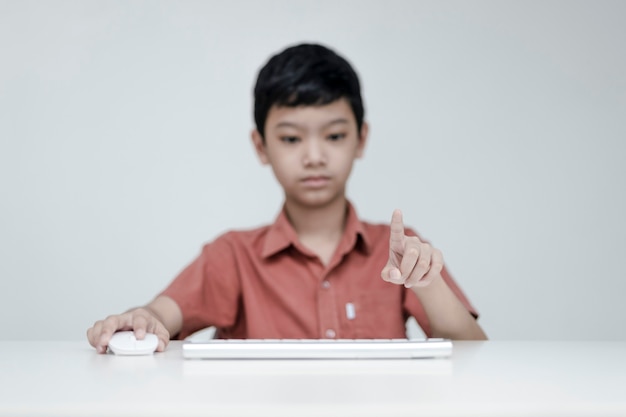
[410,275,487,340]
[381,209,487,340]
[86,295,183,354]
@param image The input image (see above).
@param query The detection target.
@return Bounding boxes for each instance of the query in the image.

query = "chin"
[289,191,344,208]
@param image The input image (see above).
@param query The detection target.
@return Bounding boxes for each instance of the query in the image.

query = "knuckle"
[129,308,145,317]
[101,317,117,329]
[418,260,430,269]
[406,236,419,244]
[407,247,420,257]
[135,317,148,328]
[133,310,147,320]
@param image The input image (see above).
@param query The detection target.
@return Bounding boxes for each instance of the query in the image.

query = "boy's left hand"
[381,209,444,288]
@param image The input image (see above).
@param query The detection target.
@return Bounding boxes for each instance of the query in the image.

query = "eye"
[280,136,300,144]
[327,133,346,141]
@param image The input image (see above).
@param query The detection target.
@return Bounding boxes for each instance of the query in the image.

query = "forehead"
[265,99,356,130]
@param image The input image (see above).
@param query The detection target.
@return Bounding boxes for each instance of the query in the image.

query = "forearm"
[140,295,183,339]
[412,278,487,340]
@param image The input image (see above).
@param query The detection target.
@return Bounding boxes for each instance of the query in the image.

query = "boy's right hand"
[86,308,170,354]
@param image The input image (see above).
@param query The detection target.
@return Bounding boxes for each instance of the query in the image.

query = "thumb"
[381,262,403,284]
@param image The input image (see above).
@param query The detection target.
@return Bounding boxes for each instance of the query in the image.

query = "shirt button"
[321,280,330,289]
[325,329,336,338]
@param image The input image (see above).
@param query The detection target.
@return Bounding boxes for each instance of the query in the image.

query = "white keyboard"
[182,338,452,359]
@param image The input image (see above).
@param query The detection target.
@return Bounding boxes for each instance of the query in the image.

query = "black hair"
[253,43,365,139]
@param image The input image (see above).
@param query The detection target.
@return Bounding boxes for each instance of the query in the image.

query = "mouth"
[301,175,331,188]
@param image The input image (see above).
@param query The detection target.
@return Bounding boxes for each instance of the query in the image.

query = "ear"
[355,121,369,159]
[251,129,270,165]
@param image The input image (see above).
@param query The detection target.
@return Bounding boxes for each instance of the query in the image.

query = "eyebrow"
[274,118,350,130]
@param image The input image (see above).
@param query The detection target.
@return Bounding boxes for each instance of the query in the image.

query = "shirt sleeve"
[160,233,241,339]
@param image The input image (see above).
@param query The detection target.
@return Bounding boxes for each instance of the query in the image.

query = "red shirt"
[162,203,478,340]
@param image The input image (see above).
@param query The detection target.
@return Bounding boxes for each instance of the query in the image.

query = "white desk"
[0,341,625,416]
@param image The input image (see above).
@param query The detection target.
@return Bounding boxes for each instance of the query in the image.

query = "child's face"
[252,98,367,209]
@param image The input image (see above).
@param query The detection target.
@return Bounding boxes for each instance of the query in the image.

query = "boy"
[87,43,487,353]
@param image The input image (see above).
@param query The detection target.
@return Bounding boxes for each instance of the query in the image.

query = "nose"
[302,138,327,166]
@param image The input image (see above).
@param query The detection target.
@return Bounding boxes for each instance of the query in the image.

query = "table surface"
[1,340,625,417]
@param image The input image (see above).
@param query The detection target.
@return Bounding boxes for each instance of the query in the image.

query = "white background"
[1,1,625,341]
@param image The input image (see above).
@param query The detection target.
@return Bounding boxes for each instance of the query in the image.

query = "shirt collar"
[261,201,372,259]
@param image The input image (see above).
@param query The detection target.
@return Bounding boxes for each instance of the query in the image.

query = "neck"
[284,196,348,241]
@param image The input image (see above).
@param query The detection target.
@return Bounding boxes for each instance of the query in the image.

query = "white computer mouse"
[108,331,159,356]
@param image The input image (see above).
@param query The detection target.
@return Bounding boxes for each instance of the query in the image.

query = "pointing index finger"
[389,209,405,254]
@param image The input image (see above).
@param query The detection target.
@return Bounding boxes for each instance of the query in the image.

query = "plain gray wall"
[1,0,625,341]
